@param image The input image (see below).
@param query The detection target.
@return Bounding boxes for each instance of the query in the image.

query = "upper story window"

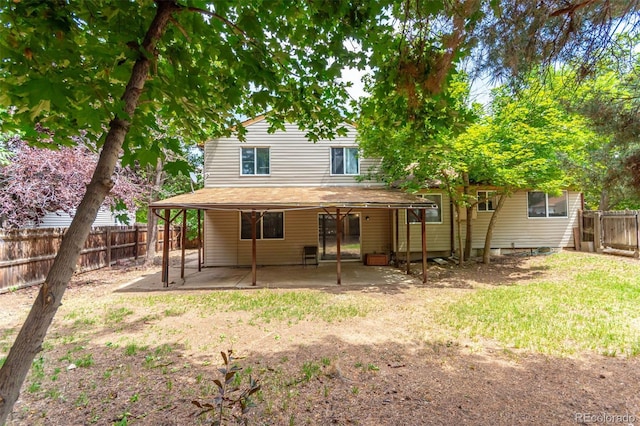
[241,147,270,175]
[527,191,568,218]
[477,190,497,212]
[331,147,359,175]
[407,194,443,224]
[240,211,284,240]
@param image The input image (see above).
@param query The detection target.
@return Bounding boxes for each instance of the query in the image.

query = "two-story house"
[151,116,438,285]
[152,116,582,286]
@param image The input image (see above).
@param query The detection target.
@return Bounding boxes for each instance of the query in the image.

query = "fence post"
[578,210,583,252]
[133,225,139,260]
[106,227,112,266]
[633,210,640,259]
[594,211,603,253]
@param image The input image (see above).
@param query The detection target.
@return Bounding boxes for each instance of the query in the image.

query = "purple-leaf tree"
[0,140,146,229]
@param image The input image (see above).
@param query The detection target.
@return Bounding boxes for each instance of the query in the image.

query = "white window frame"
[330,147,360,176]
[240,147,270,176]
[527,191,569,219]
[477,190,497,212]
[239,211,285,240]
[407,194,443,224]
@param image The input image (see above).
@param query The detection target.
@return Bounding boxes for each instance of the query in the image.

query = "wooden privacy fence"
[0,225,181,293]
[581,210,640,254]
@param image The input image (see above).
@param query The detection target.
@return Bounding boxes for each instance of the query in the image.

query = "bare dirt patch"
[1,252,639,425]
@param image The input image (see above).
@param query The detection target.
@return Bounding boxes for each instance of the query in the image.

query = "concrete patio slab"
[117,253,423,292]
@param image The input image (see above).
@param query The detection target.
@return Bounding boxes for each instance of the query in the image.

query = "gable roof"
[239,114,356,130]
[239,114,267,127]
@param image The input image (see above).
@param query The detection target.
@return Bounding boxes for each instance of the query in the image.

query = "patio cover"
[149,186,438,210]
[150,186,437,287]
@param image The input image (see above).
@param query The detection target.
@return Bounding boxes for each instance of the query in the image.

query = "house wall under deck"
[204,208,392,267]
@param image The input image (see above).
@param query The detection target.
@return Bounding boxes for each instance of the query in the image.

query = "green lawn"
[439,252,640,356]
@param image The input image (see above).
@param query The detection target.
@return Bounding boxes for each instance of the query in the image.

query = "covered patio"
[150,186,438,288]
[117,251,423,292]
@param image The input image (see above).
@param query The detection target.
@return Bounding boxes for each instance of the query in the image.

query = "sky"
[340,67,368,102]
[341,67,496,107]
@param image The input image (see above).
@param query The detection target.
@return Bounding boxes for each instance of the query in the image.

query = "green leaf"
[164,160,192,176]
[29,99,50,121]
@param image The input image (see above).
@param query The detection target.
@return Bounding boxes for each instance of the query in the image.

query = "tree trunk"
[146,159,166,262]
[599,189,610,211]
[463,173,472,260]
[465,205,473,259]
[455,203,464,264]
[0,4,177,423]
[482,193,508,265]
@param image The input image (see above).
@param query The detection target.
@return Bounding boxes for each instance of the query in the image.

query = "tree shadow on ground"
[417,254,551,289]
[7,334,639,426]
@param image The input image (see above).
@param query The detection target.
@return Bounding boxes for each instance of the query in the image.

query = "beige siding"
[361,209,393,255]
[237,209,317,266]
[204,189,581,266]
[205,208,392,266]
[469,190,581,249]
[396,192,452,253]
[204,120,380,187]
[204,210,239,266]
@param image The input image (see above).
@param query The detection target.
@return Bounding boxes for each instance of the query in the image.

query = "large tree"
[463,80,596,263]
[0,1,379,421]
[560,39,640,209]
[357,71,479,262]
[357,0,639,261]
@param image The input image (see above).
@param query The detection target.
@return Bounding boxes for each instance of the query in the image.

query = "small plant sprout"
[192,349,260,425]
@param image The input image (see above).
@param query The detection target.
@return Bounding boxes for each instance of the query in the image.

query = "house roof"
[150,186,438,211]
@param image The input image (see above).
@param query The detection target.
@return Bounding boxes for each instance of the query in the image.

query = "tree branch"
[550,0,598,17]
[169,15,191,41]
[187,6,255,43]
[185,5,303,79]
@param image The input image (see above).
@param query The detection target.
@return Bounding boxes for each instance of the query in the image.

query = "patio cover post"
[197,209,202,272]
[321,214,327,255]
[180,209,187,280]
[406,209,411,275]
[251,209,257,286]
[421,208,427,284]
[162,209,170,287]
[395,209,399,264]
[336,208,341,285]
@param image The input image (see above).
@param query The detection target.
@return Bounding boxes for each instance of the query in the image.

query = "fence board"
[582,210,640,253]
[0,225,180,293]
